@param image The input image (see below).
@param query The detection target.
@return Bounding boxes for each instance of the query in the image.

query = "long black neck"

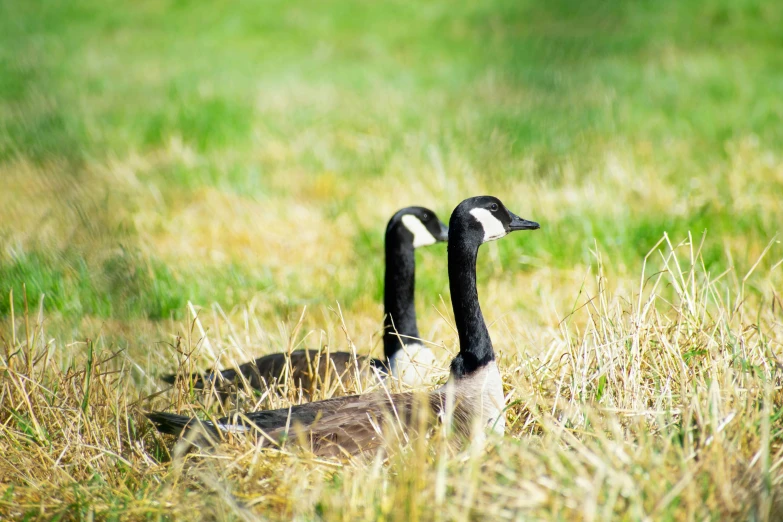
[383,234,419,361]
[448,237,494,378]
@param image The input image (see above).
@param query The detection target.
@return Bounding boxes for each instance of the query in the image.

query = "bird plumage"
[147,196,539,457]
[160,206,448,395]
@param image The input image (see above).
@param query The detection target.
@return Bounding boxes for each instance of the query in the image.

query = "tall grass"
[2,236,782,519]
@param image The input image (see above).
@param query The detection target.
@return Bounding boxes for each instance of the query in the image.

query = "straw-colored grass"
[2,233,783,520]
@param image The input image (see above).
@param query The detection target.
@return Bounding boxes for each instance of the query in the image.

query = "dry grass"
[2,232,782,520]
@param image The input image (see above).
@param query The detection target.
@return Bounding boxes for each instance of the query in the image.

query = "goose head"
[387,206,449,248]
[450,196,539,245]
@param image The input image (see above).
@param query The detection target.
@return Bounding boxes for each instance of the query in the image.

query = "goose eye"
[422,213,429,220]
[489,203,498,212]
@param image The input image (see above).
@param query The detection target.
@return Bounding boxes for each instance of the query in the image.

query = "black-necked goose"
[160,206,448,394]
[146,196,539,456]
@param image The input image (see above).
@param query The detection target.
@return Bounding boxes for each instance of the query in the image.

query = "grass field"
[2,0,783,519]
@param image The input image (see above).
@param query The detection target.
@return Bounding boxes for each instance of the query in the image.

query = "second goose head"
[386,206,450,248]
[383,206,449,384]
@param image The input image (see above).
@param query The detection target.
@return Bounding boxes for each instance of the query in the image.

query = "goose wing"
[147,390,444,456]
[160,349,385,393]
[225,390,441,456]
[243,391,416,456]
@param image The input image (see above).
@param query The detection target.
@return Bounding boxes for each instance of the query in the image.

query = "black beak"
[508,211,540,231]
[436,221,449,242]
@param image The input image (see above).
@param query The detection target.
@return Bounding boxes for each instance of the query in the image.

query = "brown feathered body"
[147,361,504,457]
[160,349,386,398]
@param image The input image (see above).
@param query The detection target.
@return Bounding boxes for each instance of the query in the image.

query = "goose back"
[162,350,384,397]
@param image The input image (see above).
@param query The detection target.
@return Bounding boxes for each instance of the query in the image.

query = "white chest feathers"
[443,361,506,436]
[388,343,436,386]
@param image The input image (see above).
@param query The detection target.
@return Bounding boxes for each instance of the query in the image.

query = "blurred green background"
[1,0,781,323]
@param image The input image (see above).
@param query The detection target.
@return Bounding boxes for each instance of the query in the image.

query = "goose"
[146,196,539,456]
[160,206,449,395]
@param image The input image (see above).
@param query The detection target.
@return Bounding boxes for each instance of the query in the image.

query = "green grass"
[2,0,782,322]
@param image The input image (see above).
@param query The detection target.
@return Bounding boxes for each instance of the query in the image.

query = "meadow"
[2,0,783,519]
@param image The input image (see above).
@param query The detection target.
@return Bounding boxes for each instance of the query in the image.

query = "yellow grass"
[2,228,782,520]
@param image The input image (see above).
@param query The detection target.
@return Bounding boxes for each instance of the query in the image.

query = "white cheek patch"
[401,214,437,248]
[469,208,506,242]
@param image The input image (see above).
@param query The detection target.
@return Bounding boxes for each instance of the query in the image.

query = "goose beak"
[436,222,449,242]
[508,212,540,231]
